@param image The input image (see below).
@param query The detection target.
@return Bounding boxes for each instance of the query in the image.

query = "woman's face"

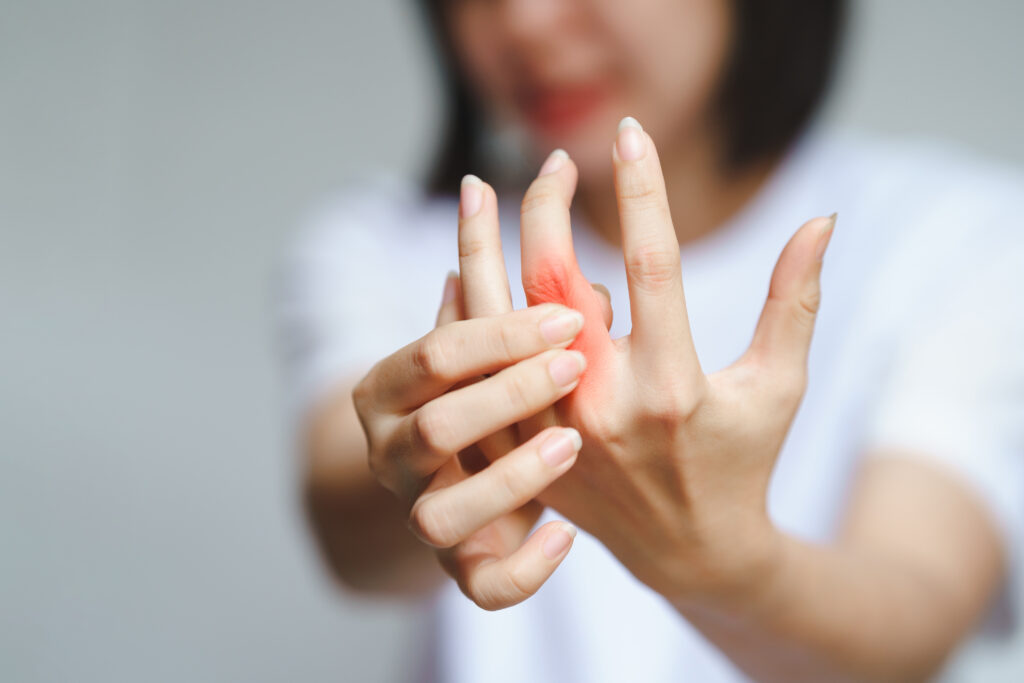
[447,0,733,179]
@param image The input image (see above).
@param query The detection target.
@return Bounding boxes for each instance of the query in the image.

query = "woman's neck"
[576,129,779,249]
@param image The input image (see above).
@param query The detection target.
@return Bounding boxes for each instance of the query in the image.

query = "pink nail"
[615,117,645,162]
[539,310,584,344]
[538,149,569,176]
[539,428,582,466]
[815,213,837,261]
[460,175,483,218]
[548,351,585,387]
[542,524,576,559]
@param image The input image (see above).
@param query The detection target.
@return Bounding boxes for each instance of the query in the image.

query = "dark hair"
[419,0,847,194]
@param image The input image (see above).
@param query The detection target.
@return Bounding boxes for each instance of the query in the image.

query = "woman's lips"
[518,84,611,135]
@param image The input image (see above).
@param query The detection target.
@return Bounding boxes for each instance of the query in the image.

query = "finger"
[591,283,613,330]
[747,214,836,374]
[398,348,586,477]
[519,149,615,394]
[451,520,577,610]
[435,271,463,327]
[409,427,581,548]
[459,175,514,317]
[375,304,585,410]
[612,116,698,371]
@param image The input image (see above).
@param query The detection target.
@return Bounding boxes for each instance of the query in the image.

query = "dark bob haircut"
[419,0,847,195]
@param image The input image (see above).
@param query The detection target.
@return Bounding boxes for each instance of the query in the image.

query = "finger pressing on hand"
[612,117,698,372]
[409,427,582,548]
[747,213,837,377]
[459,175,514,317]
[451,519,578,610]
[374,303,585,411]
[398,347,587,477]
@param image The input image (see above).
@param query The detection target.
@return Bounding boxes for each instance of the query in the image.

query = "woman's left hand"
[462,118,836,606]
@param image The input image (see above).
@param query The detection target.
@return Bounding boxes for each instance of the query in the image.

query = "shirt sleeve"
[276,181,455,422]
[862,241,1024,608]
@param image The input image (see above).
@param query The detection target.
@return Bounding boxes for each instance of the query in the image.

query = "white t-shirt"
[279,129,1024,682]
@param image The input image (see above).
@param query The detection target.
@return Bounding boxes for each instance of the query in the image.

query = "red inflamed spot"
[523,255,612,402]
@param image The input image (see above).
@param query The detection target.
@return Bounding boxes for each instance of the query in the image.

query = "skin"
[302,0,1005,679]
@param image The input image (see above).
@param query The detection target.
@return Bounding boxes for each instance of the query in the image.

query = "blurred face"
[446,0,733,179]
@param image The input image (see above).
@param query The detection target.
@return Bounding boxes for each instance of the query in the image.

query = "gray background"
[1,1,1021,681]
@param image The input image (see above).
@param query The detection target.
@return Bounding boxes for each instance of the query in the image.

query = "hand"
[466,118,836,606]
[352,272,589,609]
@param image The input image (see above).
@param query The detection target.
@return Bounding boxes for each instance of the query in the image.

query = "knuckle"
[458,230,491,261]
[776,369,808,406]
[795,287,822,320]
[469,566,532,611]
[502,368,537,412]
[578,400,625,444]
[645,394,698,426]
[618,181,662,206]
[367,445,399,494]
[491,460,530,506]
[492,321,521,365]
[520,183,562,218]
[643,378,705,425]
[413,332,453,382]
[522,259,570,305]
[502,564,534,603]
[351,376,371,415]
[409,497,458,548]
[466,584,501,612]
[626,244,680,292]
[412,404,457,457]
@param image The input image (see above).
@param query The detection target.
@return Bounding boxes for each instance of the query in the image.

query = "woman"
[281,1,1024,680]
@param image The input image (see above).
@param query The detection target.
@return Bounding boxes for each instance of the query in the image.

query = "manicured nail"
[539,428,582,467]
[460,174,483,218]
[538,148,569,176]
[548,350,586,387]
[615,116,646,162]
[542,523,577,559]
[815,212,837,261]
[539,309,584,345]
[441,271,458,305]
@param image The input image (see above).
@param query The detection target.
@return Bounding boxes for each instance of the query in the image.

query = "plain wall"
[2,1,1021,681]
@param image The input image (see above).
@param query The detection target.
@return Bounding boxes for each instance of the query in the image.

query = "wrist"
[669,515,788,619]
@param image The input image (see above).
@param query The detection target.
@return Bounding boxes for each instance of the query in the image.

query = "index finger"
[459,175,514,318]
[368,304,585,411]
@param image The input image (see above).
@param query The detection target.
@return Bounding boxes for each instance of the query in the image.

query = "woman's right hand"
[352,279,587,609]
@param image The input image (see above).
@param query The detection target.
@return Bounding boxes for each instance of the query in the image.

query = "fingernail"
[548,350,586,387]
[539,428,582,467]
[441,271,458,305]
[815,212,837,261]
[539,309,584,345]
[460,174,483,218]
[615,116,645,162]
[538,148,569,176]
[542,523,577,559]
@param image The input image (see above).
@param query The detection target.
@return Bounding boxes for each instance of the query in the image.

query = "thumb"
[748,214,836,372]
